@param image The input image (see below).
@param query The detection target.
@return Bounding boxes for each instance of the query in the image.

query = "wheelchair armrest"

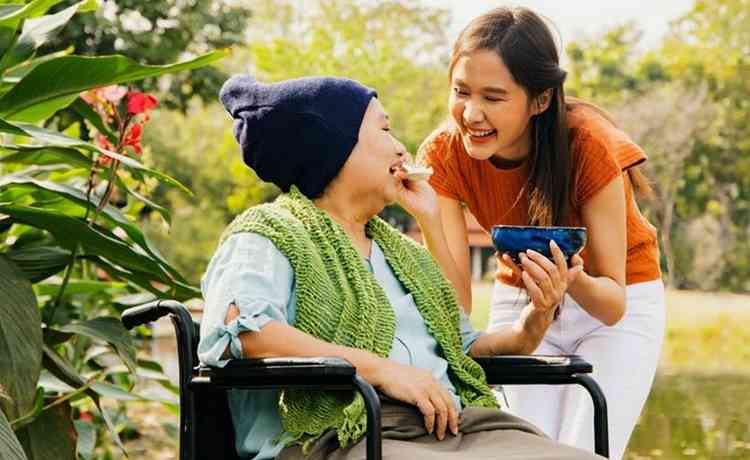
[474,355,592,385]
[195,357,358,389]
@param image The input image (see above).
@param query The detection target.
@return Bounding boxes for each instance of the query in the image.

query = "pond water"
[149,337,750,460]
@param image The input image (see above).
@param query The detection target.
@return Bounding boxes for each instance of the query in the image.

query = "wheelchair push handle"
[121,301,170,329]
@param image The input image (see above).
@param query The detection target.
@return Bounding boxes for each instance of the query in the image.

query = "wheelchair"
[122,299,609,459]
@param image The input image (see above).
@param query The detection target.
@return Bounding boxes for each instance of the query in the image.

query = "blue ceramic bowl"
[490,225,587,264]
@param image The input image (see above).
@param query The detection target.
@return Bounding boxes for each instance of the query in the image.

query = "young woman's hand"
[394,170,440,224]
[501,240,583,312]
[370,358,459,440]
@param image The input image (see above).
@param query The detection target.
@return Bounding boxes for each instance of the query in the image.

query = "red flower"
[95,133,114,151]
[127,92,158,115]
[123,122,143,155]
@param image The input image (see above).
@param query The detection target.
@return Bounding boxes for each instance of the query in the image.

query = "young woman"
[417,7,665,460]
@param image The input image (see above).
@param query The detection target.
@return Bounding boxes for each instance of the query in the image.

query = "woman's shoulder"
[566,100,647,170]
[417,123,456,164]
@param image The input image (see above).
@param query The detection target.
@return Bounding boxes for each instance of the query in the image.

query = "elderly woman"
[198,75,600,460]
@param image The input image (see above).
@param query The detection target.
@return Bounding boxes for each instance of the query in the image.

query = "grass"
[469,283,750,372]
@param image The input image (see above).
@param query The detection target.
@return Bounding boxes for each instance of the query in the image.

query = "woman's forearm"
[237,320,383,381]
[469,304,554,356]
[417,214,473,312]
[567,272,625,326]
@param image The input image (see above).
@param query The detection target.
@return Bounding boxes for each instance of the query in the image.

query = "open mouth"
[466,127,497,143]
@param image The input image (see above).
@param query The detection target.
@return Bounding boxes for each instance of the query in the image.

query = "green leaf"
[82,254,200,301]
[57,317,137,375]
[35,279,126,297]
[0,118,191,193]
[5,245,70,282]
[0,409,27,460]
[0,49,230,122]
[0,255,42,421]
[115,174,171,225]
[70,97,117,145]
[0,145,92,168]
[0,0,64,24]
[0,177,188,284]
[0,0,92,72]
[73,420,95,460]
[3,46,73,80]
[15,401,76,460]
[0,203,173,280]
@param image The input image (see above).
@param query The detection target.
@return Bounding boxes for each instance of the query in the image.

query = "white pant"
[488,279,666,460]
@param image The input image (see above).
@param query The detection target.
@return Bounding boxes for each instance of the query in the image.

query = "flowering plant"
[80,85,158,162]
[79,85,159,219]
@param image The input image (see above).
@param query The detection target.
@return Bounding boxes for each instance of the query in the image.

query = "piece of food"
[401,163,433,181]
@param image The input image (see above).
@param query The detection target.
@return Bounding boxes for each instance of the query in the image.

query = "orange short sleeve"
[572,130,623,207]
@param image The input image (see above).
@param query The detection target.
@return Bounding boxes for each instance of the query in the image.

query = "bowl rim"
[491,225,587,232]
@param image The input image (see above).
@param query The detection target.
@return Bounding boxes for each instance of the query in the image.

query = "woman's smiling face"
[449,49,537,164]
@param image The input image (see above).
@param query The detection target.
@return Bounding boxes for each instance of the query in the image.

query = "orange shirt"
[418,103,661,286]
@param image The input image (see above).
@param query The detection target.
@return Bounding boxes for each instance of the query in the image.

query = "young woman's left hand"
[501,240,584,312]
[394,170,440,223]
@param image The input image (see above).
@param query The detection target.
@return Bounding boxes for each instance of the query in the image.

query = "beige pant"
[278,401,603,459]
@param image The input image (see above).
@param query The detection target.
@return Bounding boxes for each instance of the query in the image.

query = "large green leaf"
[15,402,76,460]
[35,279,126,297]
[39,351,124,456]
[0,409,27,460]
[81,254,200,301]
[0,0,64,24]
[0,145,92,168]
[0,203,172,280]
[5,245,70,282]
[0,118,191,193]
[73,420,95,460]
[115,174,171,225]
[0,5,22,61]
[0,49,229,122]
[57,317,136,374]
[0,0,94,72]
[0,255,42,421]
[0,177,187,283]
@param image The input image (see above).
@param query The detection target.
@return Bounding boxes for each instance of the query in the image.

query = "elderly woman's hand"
[370,358,459,440]
[393,170,440,223]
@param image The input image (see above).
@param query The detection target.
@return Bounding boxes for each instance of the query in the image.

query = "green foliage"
[41,0,252,111]
[0,2,222,458]
[565,0,750,291]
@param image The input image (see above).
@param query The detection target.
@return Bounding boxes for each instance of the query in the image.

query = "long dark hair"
[449,7,570,226]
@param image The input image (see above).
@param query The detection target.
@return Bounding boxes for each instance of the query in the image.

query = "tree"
[42,0,253,111]
[611,83,715,287]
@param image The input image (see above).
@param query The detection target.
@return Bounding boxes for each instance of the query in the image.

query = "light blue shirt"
[198,233,483,460]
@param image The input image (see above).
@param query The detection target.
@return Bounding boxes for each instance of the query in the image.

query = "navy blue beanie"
[219,75,378,198]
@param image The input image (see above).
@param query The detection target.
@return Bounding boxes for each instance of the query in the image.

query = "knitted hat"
[219,75,378,198]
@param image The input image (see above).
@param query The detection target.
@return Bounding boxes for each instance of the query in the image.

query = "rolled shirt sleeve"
[198,232,294,368]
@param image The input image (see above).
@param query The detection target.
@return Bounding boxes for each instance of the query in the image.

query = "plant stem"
[48,243,79,321]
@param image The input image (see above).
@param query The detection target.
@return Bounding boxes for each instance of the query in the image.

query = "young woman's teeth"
[468,128,495,137]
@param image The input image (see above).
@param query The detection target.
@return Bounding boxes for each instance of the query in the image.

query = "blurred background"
[38,0,750,458]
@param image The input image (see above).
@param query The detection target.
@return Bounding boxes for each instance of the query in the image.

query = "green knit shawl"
[220,186,498,451]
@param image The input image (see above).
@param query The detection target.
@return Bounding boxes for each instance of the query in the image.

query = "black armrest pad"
[475,355,592,382]
[199,357,356,387]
